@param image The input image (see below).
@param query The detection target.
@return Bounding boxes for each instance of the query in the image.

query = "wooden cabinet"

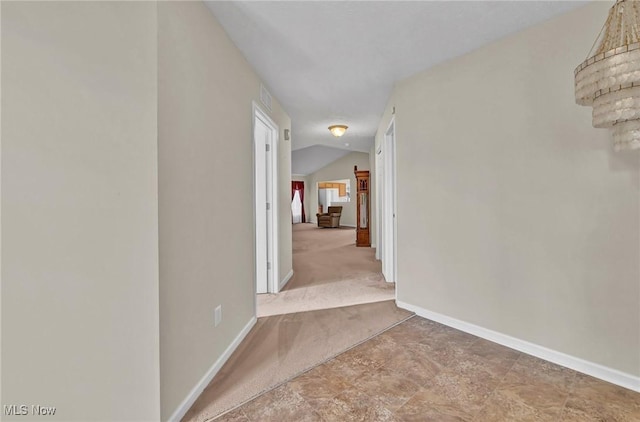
[354,166,370,247]
[338,183,346,197]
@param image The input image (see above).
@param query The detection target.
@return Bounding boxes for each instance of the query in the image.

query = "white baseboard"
[340,224,356,228]
[167,316,257,422]
[396,301,640,393]
[279,269,294,291]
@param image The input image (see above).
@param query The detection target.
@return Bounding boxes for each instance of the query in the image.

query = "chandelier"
[575,0,640,151]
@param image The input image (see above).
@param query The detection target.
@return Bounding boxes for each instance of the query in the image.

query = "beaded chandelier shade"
[575,0,640,151]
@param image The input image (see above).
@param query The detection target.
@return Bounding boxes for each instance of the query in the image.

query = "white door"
[254,104,279,294]
[382,119,397,283]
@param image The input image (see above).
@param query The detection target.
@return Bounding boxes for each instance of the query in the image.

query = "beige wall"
[2,2,160,420]
[158,2,291,419]
[307,152,370,228]
[377,1,640,376]
[2,2,294,420]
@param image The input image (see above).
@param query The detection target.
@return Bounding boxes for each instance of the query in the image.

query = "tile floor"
[184,301,411,421]
[214,316,640,422]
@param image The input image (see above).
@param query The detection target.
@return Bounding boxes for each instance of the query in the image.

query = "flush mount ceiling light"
[575,0,640,151]
[328,125,348,137]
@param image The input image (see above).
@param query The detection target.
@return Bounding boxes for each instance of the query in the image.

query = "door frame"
[382,117,397,285]
[253,102,280,295]
[375,147,383,261]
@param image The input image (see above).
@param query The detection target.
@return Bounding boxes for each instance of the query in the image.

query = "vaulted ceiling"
[205,1,588,174]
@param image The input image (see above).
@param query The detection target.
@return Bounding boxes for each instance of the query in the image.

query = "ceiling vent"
[260,84,273,112]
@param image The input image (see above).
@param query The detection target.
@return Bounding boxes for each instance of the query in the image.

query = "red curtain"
[291,181,305,223]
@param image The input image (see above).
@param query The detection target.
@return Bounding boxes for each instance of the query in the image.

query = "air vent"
[260,84,272,112]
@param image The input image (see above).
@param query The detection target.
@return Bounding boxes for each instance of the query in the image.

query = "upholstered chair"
[316,206,342,228]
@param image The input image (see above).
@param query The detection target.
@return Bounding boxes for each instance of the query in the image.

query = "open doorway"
[258,153,396,317]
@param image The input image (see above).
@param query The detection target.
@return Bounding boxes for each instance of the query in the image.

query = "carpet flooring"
[213,316,640,421]
[257,224,395,317]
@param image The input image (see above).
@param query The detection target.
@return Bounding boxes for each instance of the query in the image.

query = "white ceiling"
[204,0,588,173]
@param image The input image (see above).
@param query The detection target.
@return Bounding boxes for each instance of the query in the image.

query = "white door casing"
[375,147,383,261]
[253,103,279,294]
[382,118,397,284]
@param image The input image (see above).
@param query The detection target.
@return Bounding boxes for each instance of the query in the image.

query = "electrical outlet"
[214,305,222,327]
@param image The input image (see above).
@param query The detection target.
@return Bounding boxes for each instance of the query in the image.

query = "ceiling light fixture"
[328,125,348,137]
[575,0,640,151]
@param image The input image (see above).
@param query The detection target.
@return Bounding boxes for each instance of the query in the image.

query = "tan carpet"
[183,301,413,422]
[257,223,395,317]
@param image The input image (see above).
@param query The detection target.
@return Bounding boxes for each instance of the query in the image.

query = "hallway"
[4,3,639,421]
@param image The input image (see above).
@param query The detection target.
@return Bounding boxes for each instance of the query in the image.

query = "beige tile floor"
[184,301,411,421]
[214,316,640,422]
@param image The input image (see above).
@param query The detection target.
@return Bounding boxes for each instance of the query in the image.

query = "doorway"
[253,103,279,294]
[382,118,397,284]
